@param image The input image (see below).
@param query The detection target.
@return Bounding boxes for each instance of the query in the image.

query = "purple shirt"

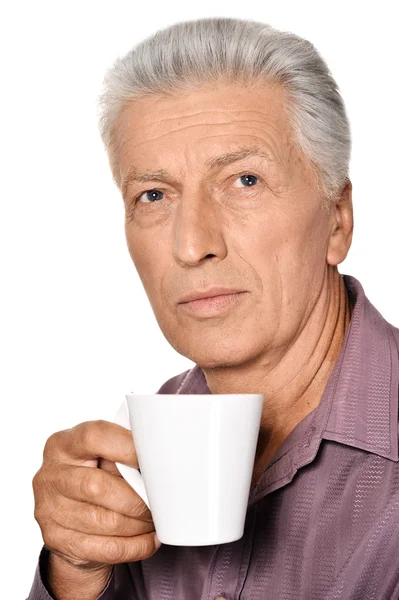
[28,274,399,600]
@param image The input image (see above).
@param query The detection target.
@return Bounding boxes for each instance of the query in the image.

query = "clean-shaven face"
[114,82,336,369]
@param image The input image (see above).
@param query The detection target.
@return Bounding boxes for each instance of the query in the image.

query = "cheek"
[125,232,158,293]
[272,215,330,306]
[250,207,328,299]
[275,202,329,260]
[297,212,330,264]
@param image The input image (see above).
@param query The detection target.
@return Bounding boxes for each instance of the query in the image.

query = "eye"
[136,189,164,204]
[233,174,259,188]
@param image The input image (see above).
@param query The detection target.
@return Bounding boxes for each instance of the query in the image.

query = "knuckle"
[33,504,43,524]
[32,468,54,510]
[32,469,42,493]
[102,538,125,563]
[41,524,55,548]
[81,470,103,501]
[77,421,95,447]
[34,497,58,532]
[32,465,49,490]
[39,518,57,546]
[94,507,118,532]
[78,420,108,446]
[43,432,61,459]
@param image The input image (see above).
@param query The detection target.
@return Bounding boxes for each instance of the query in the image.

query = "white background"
[1,1,398,597]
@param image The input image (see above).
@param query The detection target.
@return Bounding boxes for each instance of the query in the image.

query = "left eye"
[234,174,259,188]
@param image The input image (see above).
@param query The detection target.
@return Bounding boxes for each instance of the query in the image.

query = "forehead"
[114,81,293,156]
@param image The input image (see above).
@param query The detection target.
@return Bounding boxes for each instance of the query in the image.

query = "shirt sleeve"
[26,546,115,600]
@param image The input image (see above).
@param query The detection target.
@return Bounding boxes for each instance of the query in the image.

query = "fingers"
[44,421,138,468]
[40,496,154,538]
[98,458,122,477]
[43,523,160,565]
[36,463,152,521]
[34,419,160,569]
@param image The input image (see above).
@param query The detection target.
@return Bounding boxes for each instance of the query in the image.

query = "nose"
[173,190,227,267]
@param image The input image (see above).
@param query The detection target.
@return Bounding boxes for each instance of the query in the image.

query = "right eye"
[136,189,165,203]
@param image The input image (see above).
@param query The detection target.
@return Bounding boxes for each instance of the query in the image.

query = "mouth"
[178,291,247,318]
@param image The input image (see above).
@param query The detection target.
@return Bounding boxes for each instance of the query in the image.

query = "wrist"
[46,551,113,600]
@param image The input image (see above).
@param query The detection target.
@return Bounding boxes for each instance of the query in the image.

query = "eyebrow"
[121,146,275,200]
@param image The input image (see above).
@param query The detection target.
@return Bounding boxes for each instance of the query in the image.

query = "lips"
[178,291,247,317]
[178,287,245,304]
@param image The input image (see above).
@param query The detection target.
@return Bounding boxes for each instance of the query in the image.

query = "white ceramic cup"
[114,393,263,546]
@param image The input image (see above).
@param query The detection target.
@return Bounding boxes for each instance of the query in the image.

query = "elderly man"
[28,16,399,600]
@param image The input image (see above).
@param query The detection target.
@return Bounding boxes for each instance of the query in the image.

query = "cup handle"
[114,398,151,509]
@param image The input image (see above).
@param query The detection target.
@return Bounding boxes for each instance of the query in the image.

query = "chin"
[174,338,261,370]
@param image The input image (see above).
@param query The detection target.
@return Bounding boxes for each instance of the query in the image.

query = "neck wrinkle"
[251,268,353,484]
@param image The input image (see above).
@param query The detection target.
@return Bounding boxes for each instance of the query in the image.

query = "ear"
[326,178,354,266]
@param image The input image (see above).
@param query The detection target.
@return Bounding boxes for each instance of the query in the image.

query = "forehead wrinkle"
[204,146,275,168]
[117,106,287,162]
[147,106,280,124]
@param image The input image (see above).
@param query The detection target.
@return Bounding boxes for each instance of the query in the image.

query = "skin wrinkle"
[119,119,286,149]
[250,272,351,486]
[116,89,297,190]
[120,130,287,199]
[123,146,296,221]
[114,82,354,488]
[119,124,288,169]
[123,146,280,201]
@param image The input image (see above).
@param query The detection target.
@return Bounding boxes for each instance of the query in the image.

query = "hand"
[32,420,160,599]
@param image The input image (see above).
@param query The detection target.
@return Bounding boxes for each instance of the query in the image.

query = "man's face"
[114,82,344,368]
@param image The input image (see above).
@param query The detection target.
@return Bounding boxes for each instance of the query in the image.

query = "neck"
[202,266,353,488]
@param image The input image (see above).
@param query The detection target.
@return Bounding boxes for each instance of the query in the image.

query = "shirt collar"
[179,274,399,469]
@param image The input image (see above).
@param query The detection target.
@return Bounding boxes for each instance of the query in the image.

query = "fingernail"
[154,533,162,549]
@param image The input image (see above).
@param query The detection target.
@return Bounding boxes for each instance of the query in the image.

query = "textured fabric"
[27,274,399,600]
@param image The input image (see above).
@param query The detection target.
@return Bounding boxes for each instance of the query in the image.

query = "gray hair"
[97,17,351,207]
